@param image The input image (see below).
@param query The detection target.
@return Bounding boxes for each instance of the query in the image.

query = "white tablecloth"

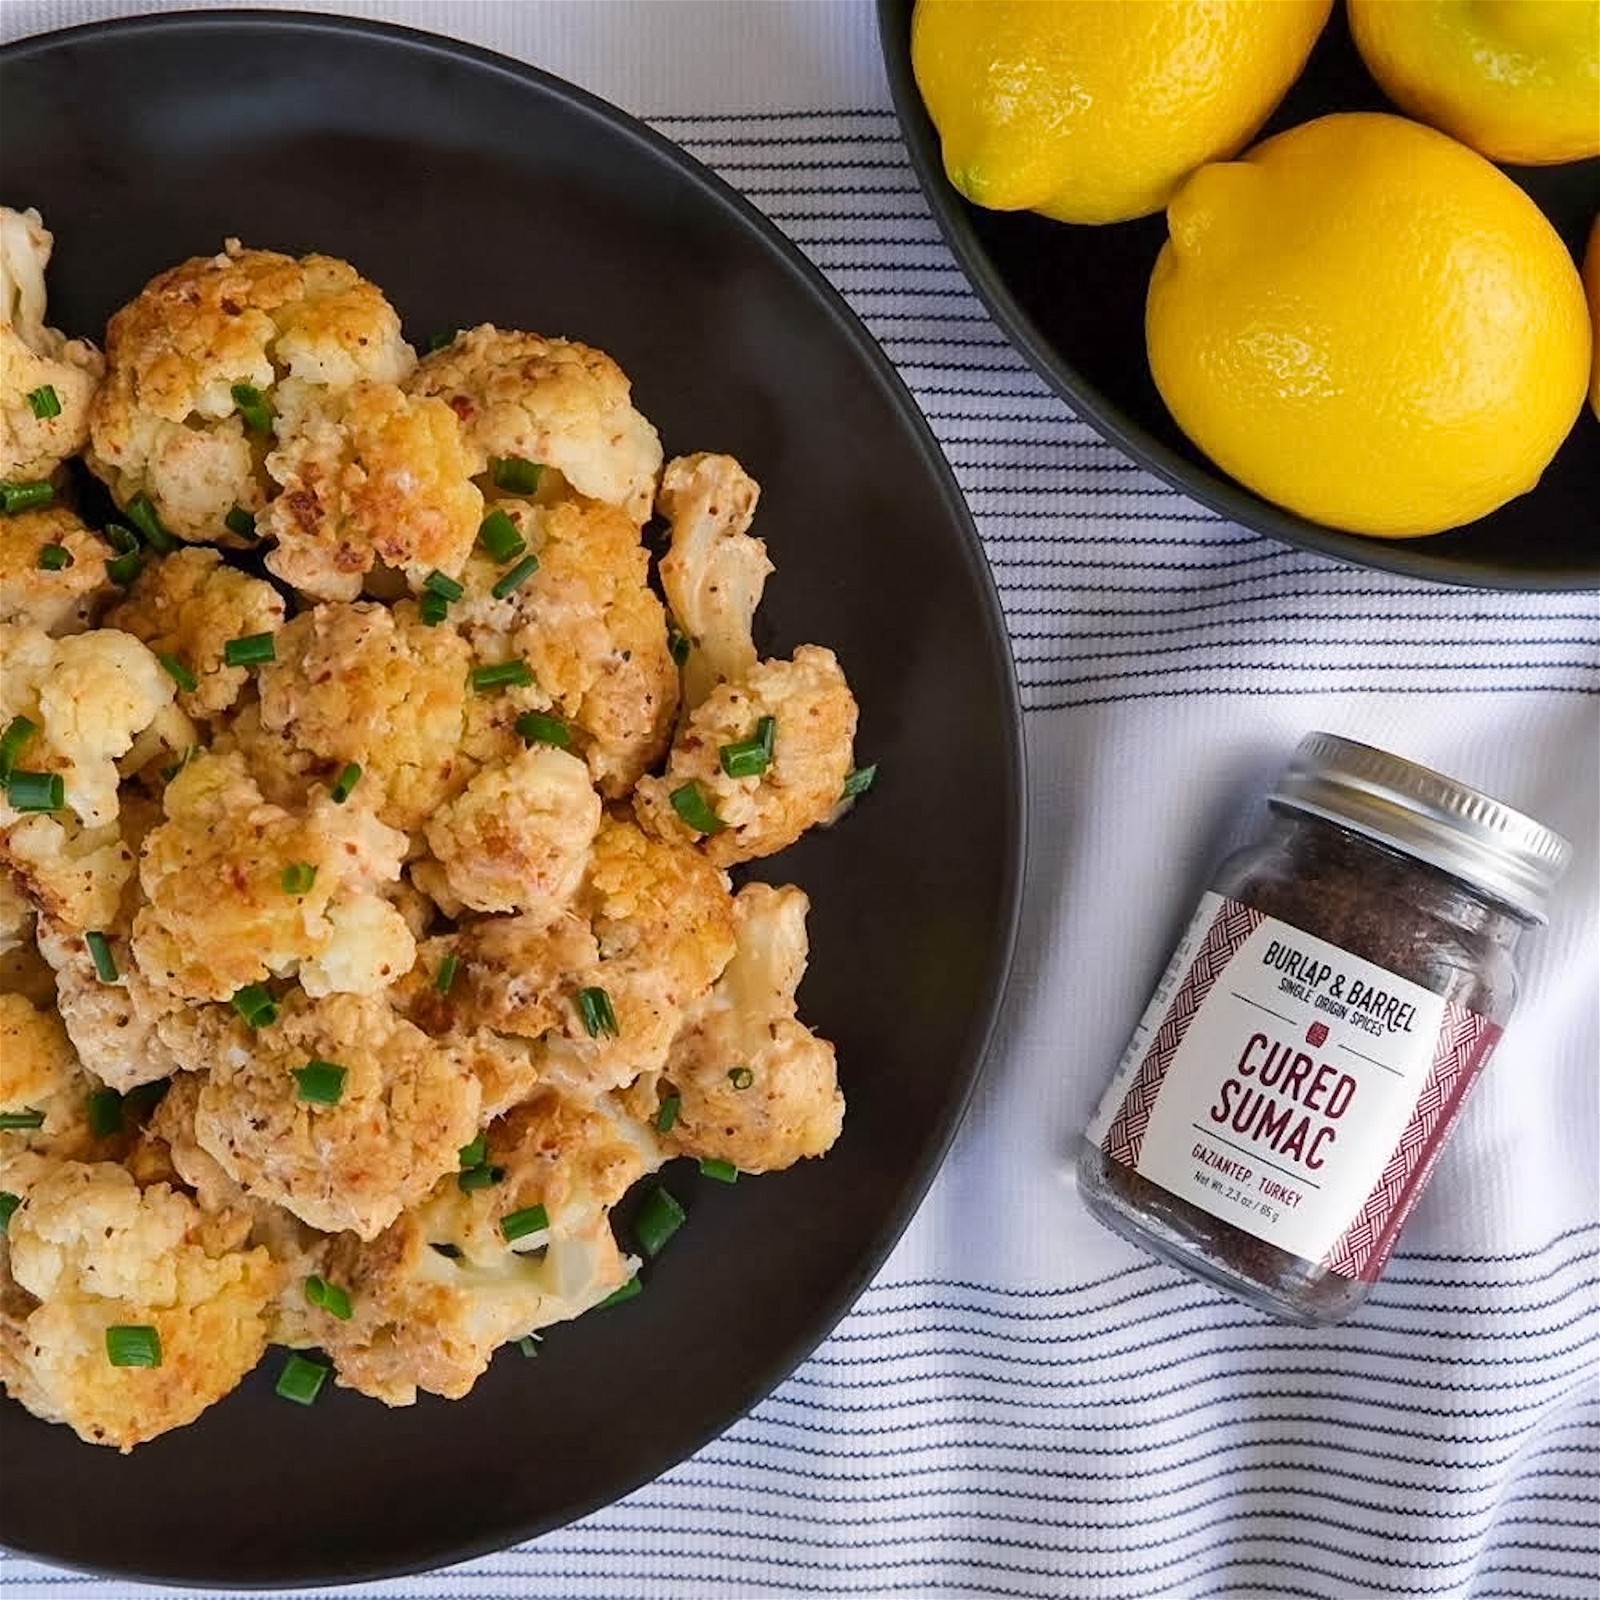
[2,4,1597,1597]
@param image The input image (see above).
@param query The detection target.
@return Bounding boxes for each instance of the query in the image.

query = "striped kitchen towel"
[2,4,1596,1598]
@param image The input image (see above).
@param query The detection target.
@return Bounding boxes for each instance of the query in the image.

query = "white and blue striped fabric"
[3,5,1597,1599]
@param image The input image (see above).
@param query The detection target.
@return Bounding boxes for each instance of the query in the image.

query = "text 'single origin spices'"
[1077,733,1571,1325]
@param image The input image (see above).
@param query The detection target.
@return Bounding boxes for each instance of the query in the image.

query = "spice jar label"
[1086,893,1502,1277]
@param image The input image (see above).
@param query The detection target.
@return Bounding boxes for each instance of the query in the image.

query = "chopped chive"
[87,1088,124,1138]
[230,983,278,1029]
[106,1324,162,1368]
[669,780,723,836]
[699,1158,739,1184]
[500,1203,550,1243]
[26,384,62,420]
[490,553,540,599]
[477,509,526,563]
[275,1352,328,1405]
[719,716,776,780]
[596,1276,642,1310]
[330,762,363,803]
[293,1060,346,1106]
[38,542,72,570]
[666,616,691,668]
[515,711,570,749]
[223,631,275,667]
[158,653,198,693]
[0,715,37,781]
[0,1109,45,1131]
[423,570,465,601]
[634,1184,685,1258]
[458,1135,487,1170]
[576,986,619,1039]
[435,952,460,994]
[85,931,119,983]
[107,549,143,587]
[517,1334,539,1357]
[841,764,877,800]
[728,1066,755,1090]
[0,480,53,514]
[0,1193,19,1231]
[304,1275,354,1321]
[427,329,459,353]
[458,1163,505,1192]
[7,770,64,812]
[125,493,176,552]
[229,382,274,435]
[471,659,534,693]
[418,591,449,627]
[654,1093,681,1135]
[490,456,544,495]
[104,523,139,554]
[281,862,317,895]
[224,504,258,540]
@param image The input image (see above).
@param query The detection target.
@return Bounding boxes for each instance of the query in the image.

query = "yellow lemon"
[1585,215,1600,417]
[1350,0,1600,166]
[1145,113,1591,538]
[911,0,1332,224]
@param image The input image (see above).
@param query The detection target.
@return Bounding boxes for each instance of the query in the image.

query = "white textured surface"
[2,5,1597,1598]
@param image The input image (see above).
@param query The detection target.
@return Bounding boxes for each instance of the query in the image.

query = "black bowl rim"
[876,0,1600,594]
[0,9,1029,1586]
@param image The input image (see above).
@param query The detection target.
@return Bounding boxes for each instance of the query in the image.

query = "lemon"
[1350,0,1600,166]
[1145,113,1592,538]
[1585,215,1600,418]
[911,0,1332,225]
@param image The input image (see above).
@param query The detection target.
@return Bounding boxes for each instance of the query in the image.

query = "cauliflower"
[0,207,103,482]
[131,749,415,1003]
[452,496,677,796]
[261,380,483,602]
[421,744,601,916]
[0,506,115,637]
[0,623,174,829]
[0,992,107,1166]
[634,645,857,867]
[1,817,134,935]
[631,883,842,1173]
[407,325,662,523]
[106,547,285,719]
[233,599,472,833]
[88,241,414,545]
[0,1162,280,1450]
[191,991,480,1239]
[657,453,770,708]
[318,1086,653,1405]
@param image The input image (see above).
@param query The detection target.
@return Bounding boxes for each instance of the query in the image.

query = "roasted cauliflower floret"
[0,207,104,481]
[421,744,601,917]
[657,453,770,708]
[106,546,285,719]
[318,1086,651,1405]
[87,241,413,544]
[408,325,662,522]
[0,507,114,636]
[1,1162,280,1450]
[0,623,173,829]
[131,749,415,1002]
[261,380,483,602]
[453,497,678,797]
[0,991,105,1165]
[635,883,842,1173]
[234,599,472,833]
[190,992,481,1240]
[635,645,856,868]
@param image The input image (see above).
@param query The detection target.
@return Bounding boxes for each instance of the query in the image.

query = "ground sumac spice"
[1078,733,1570,1325]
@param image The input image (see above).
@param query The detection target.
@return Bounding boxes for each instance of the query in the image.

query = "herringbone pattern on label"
[1324,1005,1504,1281]
[1102,899,1264,1166]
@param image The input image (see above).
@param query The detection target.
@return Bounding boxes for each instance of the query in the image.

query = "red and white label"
[1087,893,1502,1279]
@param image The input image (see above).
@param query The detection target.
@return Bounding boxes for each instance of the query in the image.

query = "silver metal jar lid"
[1271,732,1572,923]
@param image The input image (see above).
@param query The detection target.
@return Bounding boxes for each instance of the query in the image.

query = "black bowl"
[0,11,1024,1586]
[879,0,1600,591]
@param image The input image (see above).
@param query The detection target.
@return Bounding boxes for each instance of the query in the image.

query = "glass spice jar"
[1077,732,1572,1326]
